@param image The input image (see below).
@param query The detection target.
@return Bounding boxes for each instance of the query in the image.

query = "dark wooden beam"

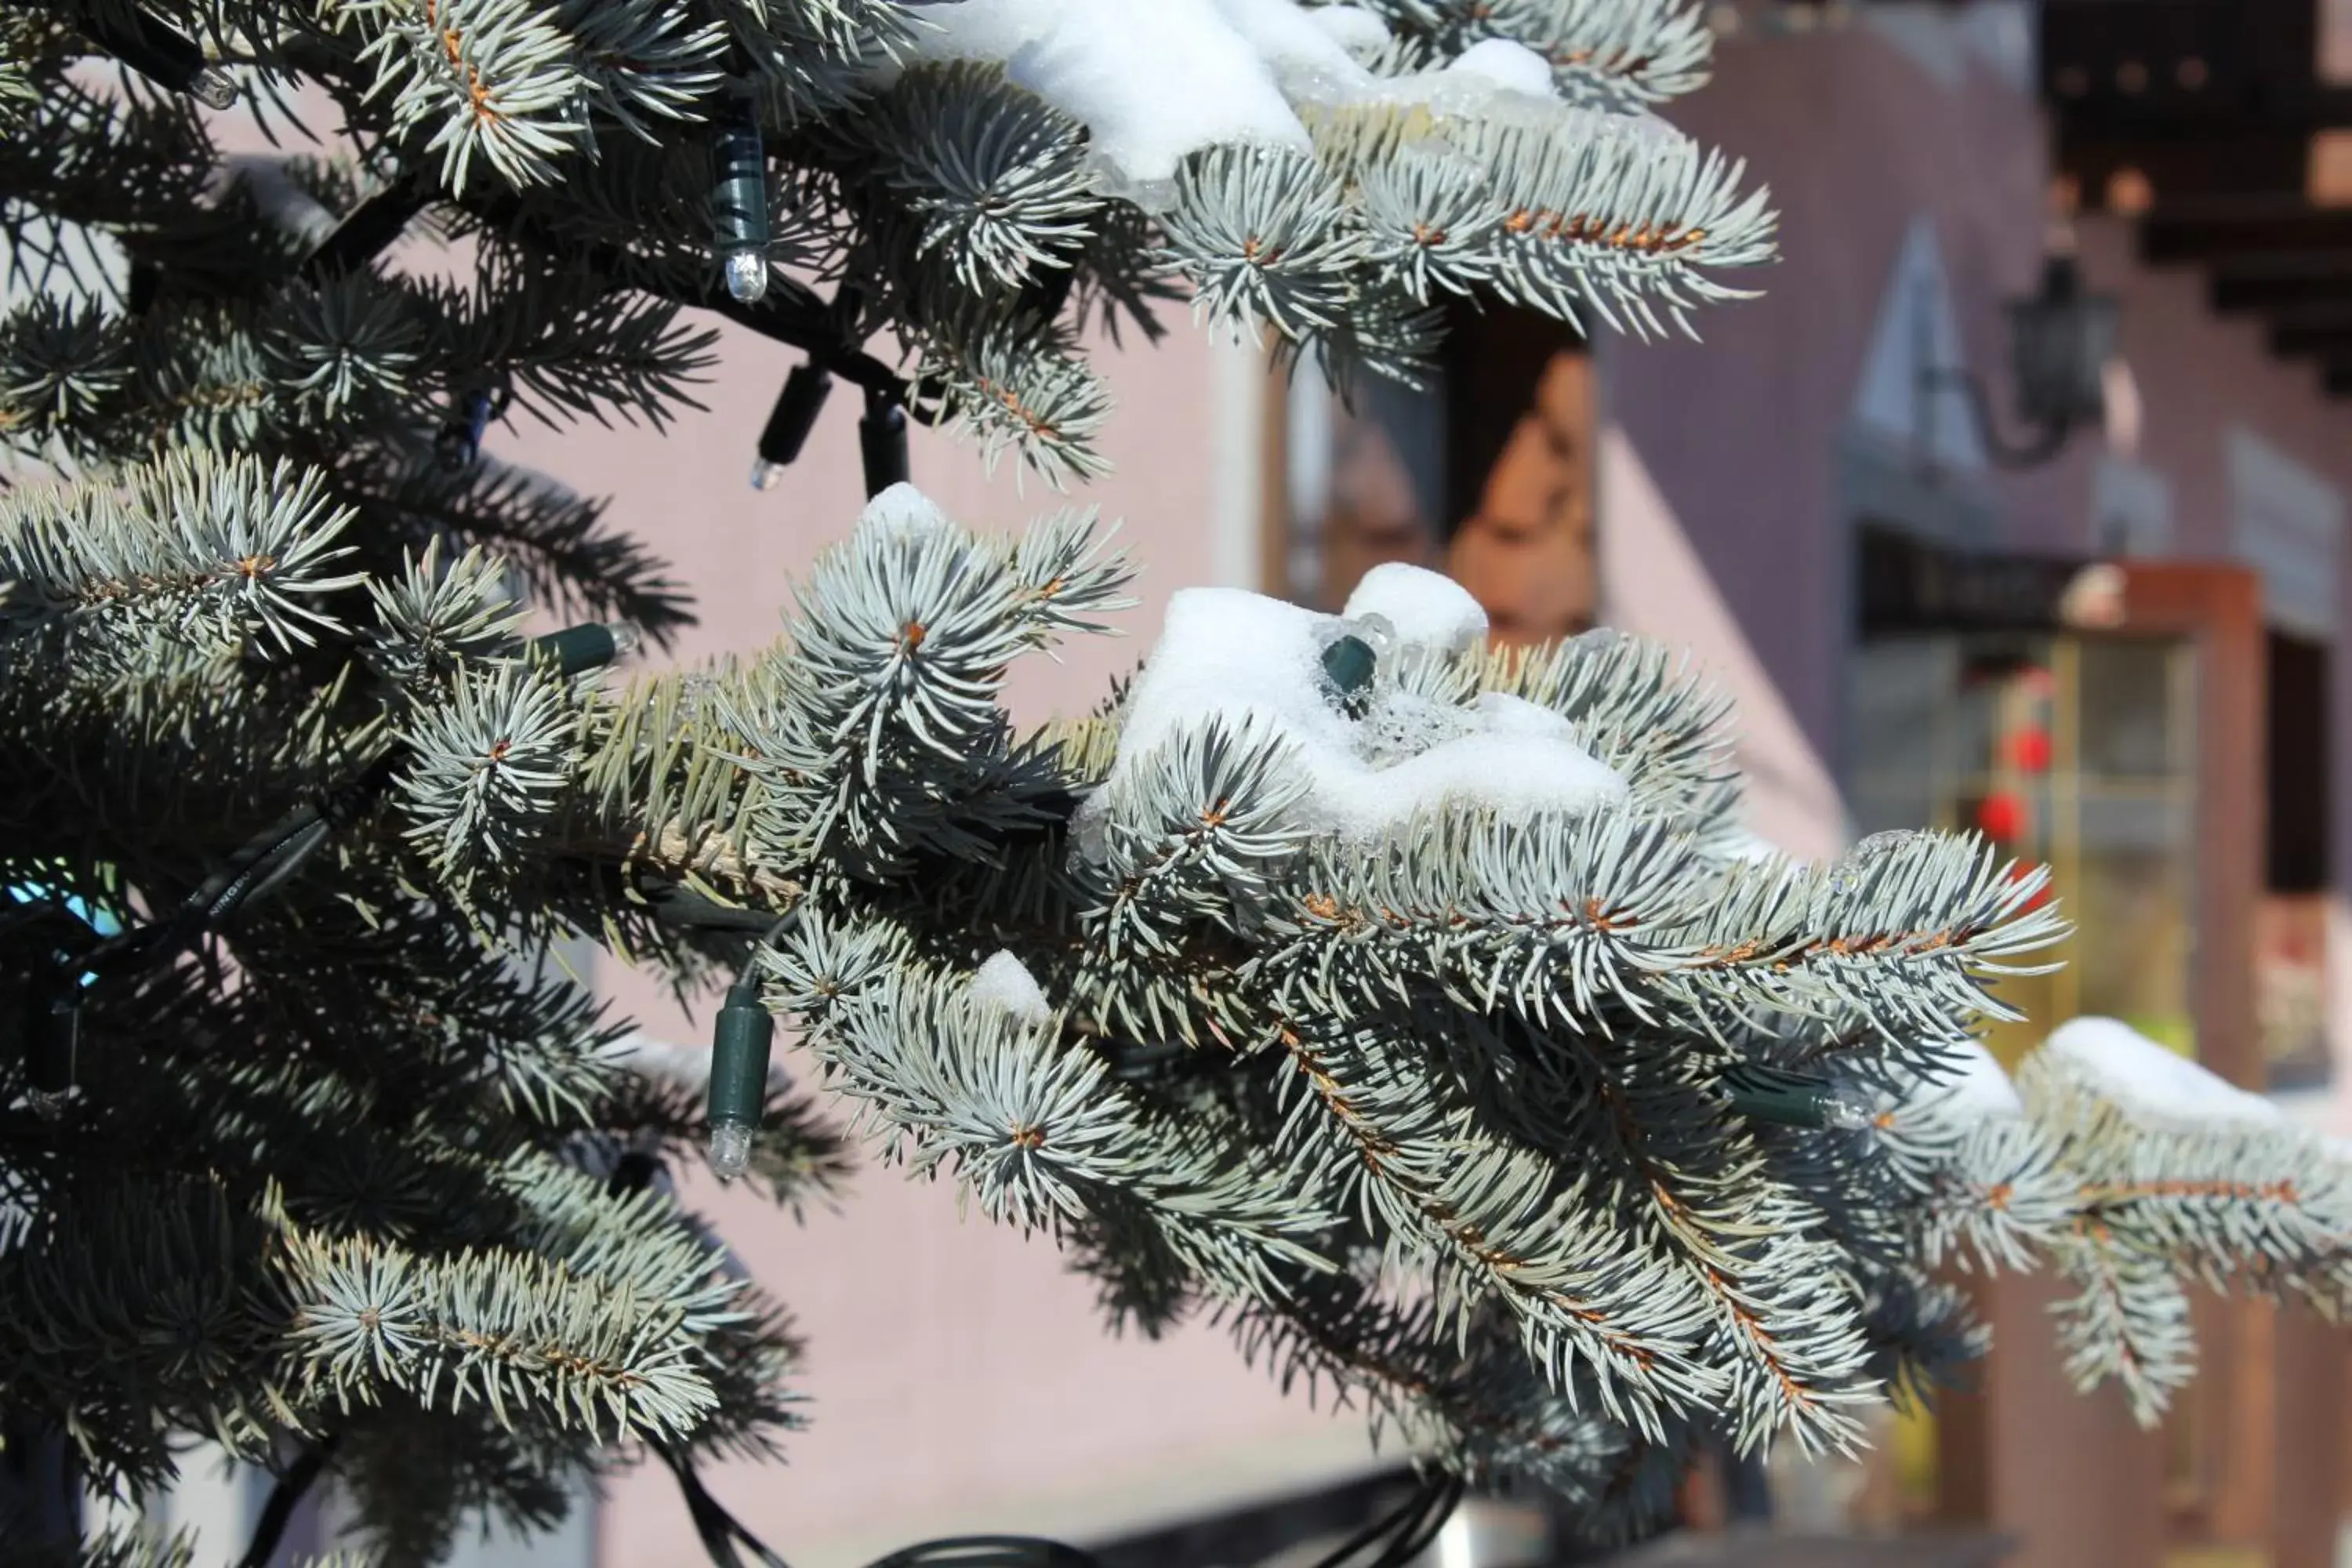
[2210,256,2352,312]
[2263,299,2352,332]
[2042,0,2333,127]
[2269,321,2352,358]
[2142,201,2352,266]
[2049,86,2352,138]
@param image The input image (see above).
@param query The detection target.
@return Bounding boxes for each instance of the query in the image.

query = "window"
[2260,630,2332,1088]
[1274,306,1593,642]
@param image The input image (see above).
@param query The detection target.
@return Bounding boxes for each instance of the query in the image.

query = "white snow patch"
[1472,691,1573,740]
[2042,1016,2283,1128]
[883,0,1655,211]
[1210,0,1378,96]
[1915,1037,2023,1120]
[1343,561,1490,653]
[1722,833,1786,865]
[858,481,954,541]
[1445,38,1558,98]
[1306,5,1391,56]
[972,949,1054,1025]
[898,0,1318,206]
[1108,585,1625,844]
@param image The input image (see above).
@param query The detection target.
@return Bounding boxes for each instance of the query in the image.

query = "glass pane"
[1846,639,1945,793]
[2067,818,2195,1054]
[2074,638,2182,779]
[1848,631,2200,1068]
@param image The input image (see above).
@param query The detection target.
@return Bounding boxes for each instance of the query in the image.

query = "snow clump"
[1098,564,1627,848]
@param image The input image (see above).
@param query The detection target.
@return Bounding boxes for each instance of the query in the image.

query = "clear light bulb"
[1068,794,1109,866]
[750,458,789,492]
[724,250,770,305]
[707,1119,755,1181]
[1352,612,1397,657]
[601,621,644,661]
[1821,1094,1878,1132]
[187,67,239,111]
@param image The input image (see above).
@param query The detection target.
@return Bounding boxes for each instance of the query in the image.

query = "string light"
[85,9,238,108]
[434,390,499,473]
[706,970,774,1181]
[526,621,643,677]
[857,386,909,498]
[1719,1063,1875,1131]
[711,96,772,305]
[1319,633,1377,713]
[1317,614,1394,719]
[704,910,799,1181]
[9,894,112,1116]
[750,362,834,491]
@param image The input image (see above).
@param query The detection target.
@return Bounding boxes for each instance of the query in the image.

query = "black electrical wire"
[863,1537,1102,1568]
[655,1441,796,1568]
[1305,1471,1465,1568]
[608,1137,1100,1568]
[232,1435,341,1568]
[299,179,436,281]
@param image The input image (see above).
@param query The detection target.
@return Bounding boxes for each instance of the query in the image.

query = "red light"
[1976,792,2027,844]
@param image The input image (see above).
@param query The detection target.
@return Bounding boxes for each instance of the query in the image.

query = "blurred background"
[133,2,2352,1564]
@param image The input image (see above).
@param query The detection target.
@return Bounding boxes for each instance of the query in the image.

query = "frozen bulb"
[1821,1094,1878,1132]
[750,459,789,492]
[724,250,769,304]
[707,1120,755,1181]
[187,67,239,111]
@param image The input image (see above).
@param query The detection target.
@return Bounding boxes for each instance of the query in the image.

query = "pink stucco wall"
[489,326,1381,1568]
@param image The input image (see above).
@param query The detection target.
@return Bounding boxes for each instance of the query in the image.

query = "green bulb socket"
[1321,633,1377,714]
[1719,1063,1865,1131]
[24,981,78,1099]
[527,622,639,677]
[706,975,775,1130]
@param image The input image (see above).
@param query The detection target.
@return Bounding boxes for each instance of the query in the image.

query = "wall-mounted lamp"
[1920,251,2121,470]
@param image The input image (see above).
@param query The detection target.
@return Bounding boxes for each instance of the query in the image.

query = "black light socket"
[758,363,835,468]
[859,390,909,498]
